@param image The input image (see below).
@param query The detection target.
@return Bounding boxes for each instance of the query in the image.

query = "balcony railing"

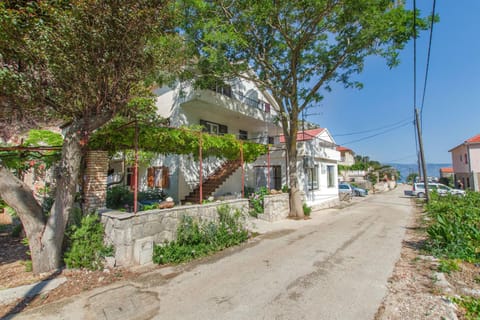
[209,87,271,114]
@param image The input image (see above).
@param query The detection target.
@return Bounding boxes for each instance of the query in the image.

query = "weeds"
[453,296,480,320]
[424,192,480,263]
[153,205,249,264]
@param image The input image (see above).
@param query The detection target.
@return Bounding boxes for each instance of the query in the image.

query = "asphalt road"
[13,187,412,320]
[153,188,412,320]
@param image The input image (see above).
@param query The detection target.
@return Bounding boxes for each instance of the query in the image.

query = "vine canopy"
[88,118,267,163]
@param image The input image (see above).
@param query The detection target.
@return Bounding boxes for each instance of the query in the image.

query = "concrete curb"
[0,277,67,305]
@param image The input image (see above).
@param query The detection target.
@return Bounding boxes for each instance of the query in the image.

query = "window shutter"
[162,167,169,188]
[147,167,154,188]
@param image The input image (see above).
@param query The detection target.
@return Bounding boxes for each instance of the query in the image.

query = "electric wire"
[338,121,411,146]
[420,0,437,121]
[333,116,413,137]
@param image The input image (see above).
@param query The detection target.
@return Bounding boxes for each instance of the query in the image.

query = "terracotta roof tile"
[466,134,480,143]
[440,167,453,173]
[279,128,325,143]
[336,146,352,152]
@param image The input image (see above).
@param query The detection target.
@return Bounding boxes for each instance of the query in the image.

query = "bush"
[249,186,268,215]
[424,192,480,262]
[106,186,133,210]
[303,203,312,216]
[153,205,249,265]
[64,214,113,270]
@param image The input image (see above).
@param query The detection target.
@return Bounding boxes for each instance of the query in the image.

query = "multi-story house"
[449,133,480,191]
[108,77,340,207]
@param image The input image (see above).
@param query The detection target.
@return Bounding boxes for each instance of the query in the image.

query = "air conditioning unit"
[303,156,314,169]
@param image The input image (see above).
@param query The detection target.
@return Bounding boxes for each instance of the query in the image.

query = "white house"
[108,78,340,208]
[250,128,340,208]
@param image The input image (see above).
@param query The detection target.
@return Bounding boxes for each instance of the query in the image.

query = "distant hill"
[387,163,451,182]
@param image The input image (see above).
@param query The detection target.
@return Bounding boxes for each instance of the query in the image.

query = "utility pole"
[415,108,429,202]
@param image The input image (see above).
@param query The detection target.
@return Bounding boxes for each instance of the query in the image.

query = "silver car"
[412,182,465,198]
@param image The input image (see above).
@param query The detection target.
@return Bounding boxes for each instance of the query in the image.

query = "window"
[239,130,248,140]
[307,165,318,190]
[147,166,169,188]
[327,165,335,187]
[200,120,228,135]
[254,166,281,190]
[268,136,275,144]
[465,153,468,164]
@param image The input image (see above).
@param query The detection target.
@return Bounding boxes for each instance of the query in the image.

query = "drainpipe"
[241,142,244,198]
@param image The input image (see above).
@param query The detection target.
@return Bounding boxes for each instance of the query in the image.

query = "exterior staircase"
[182,159,242,204]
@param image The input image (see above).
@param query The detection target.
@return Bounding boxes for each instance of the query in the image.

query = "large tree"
[183,0,429,217]
[0,0,181,274]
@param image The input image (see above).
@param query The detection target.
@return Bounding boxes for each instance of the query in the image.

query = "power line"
[333,116,413,137]
[420,0,437,118]
[339,121,411,146]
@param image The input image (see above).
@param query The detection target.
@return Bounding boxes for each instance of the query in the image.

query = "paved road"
[13,187,412,320]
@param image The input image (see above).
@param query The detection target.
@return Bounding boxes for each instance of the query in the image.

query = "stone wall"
[258,193,290,222]
[84,150,109,213]
[101,199,248,266]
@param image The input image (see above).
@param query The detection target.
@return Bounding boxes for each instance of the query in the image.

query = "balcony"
[179,86,273,124]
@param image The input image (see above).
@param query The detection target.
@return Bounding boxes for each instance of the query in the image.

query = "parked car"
[352,186,368,197]
[412,182,465,198]
[338,183,354,196]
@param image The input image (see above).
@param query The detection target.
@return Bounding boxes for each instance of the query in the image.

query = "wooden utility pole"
[415,108,429,202]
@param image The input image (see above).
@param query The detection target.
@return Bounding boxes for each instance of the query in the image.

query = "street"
[14,187,412,320]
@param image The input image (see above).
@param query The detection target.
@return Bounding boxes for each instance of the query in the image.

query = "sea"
[387,163,451,182]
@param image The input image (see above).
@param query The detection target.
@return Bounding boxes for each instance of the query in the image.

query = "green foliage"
[406,173,418,184]
[249,187,268,215]
[281,185,290,193]
[106,186,134,210]
[438,259,460,274]
[89,118,267,163]
[424,192,480,262]
[152,205,249,264]
[303,203,312,217]
[64,214,112,270]
[453,296,480,320]
[106,186,167,210]
[11,224,23,238]
[0,130,63,172]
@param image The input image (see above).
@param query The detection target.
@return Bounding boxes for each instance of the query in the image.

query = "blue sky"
[309,1,480,164]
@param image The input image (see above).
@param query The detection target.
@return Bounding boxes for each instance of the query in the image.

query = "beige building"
[449,133,480,191]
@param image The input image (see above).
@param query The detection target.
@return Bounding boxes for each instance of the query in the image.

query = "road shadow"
[2,269,63,319]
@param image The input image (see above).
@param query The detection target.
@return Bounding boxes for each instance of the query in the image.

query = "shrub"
[153,205,248,265]
[106,186,133,210]
[64,214,113,270]
[303,203,312,216]
[453,296,480,320]
[249,186,268,215]
[424,192,480,262]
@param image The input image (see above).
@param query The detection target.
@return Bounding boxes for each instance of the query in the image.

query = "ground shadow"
[2,269,63,319]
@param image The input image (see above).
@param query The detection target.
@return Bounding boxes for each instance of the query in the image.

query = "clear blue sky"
[309,1,480,165]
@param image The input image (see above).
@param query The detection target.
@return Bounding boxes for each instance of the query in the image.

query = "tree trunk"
[286,124,304,218]
[39,127,83,272]
[0,127,83,274]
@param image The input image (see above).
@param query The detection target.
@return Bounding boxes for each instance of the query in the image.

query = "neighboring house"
[439,167,454,179]
[108,78,282,203]
[336,146,355,166]
[449,133,480,191]
[263,128,340,207]
[336,146,368,184]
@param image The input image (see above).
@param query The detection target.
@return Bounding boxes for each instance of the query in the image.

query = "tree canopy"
[183,0,430,216]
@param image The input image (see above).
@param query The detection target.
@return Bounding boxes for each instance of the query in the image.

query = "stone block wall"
[84,150,109,213]
[258,193,290,222]
[101,199,248,266]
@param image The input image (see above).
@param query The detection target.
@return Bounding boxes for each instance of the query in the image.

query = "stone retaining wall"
[258,193,290,222]
[101,199,248,266]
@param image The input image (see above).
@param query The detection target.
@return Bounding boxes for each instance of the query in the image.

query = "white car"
[412,182,465,198]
